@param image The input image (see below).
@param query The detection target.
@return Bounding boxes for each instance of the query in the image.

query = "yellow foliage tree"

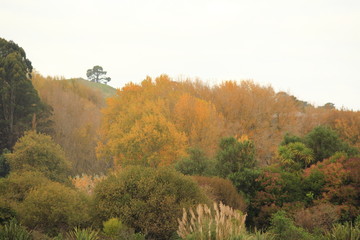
[98,80,188,167]
[114,113,187,167]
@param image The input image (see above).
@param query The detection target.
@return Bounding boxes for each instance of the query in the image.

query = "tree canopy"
[86,65,111,84]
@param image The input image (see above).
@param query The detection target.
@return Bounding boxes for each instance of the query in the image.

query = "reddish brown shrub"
[192,176,247,211]
[294,203,340,232]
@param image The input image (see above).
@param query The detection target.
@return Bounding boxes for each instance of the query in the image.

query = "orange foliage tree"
[174,94,224,156]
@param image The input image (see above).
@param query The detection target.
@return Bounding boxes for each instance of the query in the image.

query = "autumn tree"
[173,94,224,156]
[97,77,188,168]
[110,113,187,167]
[86,65,111,84]
[211,81,301,165]
[0,38,51,151]
[327,110,360,149]
[32,73,107,174]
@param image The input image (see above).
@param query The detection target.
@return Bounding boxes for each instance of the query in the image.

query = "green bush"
[305,126,358,163]
[103,218,123,237]
[175,147,215,176]
[228,168,262,201]
[0,170,51,202]
[215,137,256,177]
[269,210,314,240]
[94,166,207,239]
[18,181,90,236]
[0,196,16,225]
[6,131,70,183]
[103,218,145,240]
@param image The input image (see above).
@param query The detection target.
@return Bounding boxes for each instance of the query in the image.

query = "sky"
[1,0,360,110]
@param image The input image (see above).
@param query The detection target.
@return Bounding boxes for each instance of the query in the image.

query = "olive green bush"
[94,166,208,239]
[0,171,50,203]
[18,181,90,236]
[6,131,70,183]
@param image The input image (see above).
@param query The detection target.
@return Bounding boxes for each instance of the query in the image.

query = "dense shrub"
[294,203,340,233]
[6,131,70,182]
[193,176,247,211]
[305,126,358,163]
[175,147,215,176]
[94,166,207,239]
[0,171,51,202]
[0,198,16,225]
[228,168,262,201]
[215,137,256,177]
[269,211,314,240]
[18,181,90,236]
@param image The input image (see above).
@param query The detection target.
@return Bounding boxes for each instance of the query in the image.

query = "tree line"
[0,37,359,239]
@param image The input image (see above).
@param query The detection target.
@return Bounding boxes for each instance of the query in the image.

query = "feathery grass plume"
[177,202,247,240]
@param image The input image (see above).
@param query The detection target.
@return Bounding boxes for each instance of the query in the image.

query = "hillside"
[71,78,117,99]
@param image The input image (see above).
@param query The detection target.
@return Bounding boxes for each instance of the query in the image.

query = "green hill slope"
[72,78,117,99]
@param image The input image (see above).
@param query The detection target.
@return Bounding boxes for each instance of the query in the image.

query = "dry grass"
[177,202,247,240]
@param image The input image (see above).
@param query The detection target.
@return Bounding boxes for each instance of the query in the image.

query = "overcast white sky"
[1,0,360,110]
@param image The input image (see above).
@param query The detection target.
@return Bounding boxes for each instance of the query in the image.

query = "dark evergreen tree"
[215,137,256,177]
[0,38,52,151]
